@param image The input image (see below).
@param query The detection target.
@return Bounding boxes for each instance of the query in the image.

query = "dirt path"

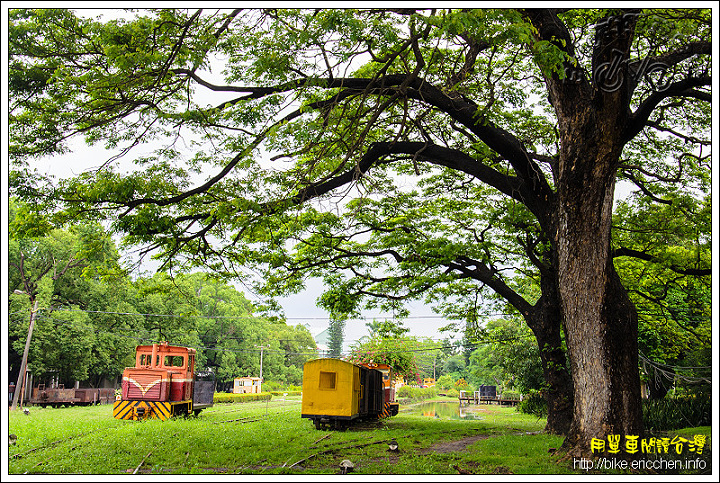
[418,434,490,454]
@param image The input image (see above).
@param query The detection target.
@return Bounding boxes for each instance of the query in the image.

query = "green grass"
[7,397,712,475]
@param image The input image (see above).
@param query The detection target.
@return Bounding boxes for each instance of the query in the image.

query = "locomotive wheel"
[193,409,202,417]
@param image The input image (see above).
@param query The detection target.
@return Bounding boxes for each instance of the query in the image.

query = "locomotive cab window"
[140,354,160,366]
[164,355,185,368]
[319,371,336,390]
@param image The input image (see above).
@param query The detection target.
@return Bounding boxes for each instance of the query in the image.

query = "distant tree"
[468,317,546,393]
[326,318,346,358]
[8,199,135,388]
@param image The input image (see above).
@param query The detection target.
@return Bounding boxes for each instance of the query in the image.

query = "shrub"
[445,388,459,398]
[213,392,273,404]
[397,385,437,401]
[642,395,711,431]
[436,374,455,390]
[501,390,522,400]
[262,381,302,392]
[517,390,547,418]
[454,378,470,390]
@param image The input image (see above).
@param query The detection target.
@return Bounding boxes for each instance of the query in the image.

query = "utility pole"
[255,345,268,381]
[12,296,39,411]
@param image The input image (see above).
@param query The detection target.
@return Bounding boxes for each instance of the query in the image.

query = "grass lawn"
[6,396,712,476]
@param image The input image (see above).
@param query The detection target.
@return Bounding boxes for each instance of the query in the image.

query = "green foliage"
[269,391,301,397]
[642,396,711,431]
[436,374,455,391]
[468,317,545,393]
[613,192,711,397]
[454,378,470,390]
[262,380,302,393]
[7,199,317,389]
[396,385,438,402]
[517,390,548,418]
[326,318,345,358]
[346,320,421,382]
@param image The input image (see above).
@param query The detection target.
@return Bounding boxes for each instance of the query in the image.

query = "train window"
[140,354,150,366]
[319,371,336,390]
[164,355,185,367]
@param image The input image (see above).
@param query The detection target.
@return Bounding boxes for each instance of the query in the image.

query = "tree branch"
[613,247,710,276]
[624,74,711,143]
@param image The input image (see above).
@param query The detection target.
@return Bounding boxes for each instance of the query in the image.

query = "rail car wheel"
[193,409,202,417]
[333,420,349,431]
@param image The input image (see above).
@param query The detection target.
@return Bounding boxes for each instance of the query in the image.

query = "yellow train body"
[302,358,360,420]
[301,358,397,429]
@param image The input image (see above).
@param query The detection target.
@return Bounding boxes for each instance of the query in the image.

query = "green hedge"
[213,392,273,404]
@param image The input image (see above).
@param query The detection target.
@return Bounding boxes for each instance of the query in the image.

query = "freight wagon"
[29,385,115,408]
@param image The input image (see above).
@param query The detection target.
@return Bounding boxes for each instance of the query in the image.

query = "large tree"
[8,8,711,456]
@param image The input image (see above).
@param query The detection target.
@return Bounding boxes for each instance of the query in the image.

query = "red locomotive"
[113,342,215,420]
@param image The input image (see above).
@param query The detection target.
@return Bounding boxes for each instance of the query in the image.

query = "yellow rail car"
[301,358,398,430]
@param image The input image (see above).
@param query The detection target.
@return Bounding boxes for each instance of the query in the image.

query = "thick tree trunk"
[529,317,574,434]
[527,283,573,434]
[555,133,643,456]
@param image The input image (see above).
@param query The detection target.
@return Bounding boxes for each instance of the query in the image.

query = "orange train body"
[113,341,214,421]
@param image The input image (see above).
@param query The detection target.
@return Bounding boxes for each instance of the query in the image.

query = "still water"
[412,401,484,420]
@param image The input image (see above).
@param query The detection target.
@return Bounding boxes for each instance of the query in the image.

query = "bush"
[445,388,459,398]
[213,392,273,404]
[454,378,470,390]
[436,374,455,390]
[501,390,522,400]
[642,395,711,431]
[397,385,437,402]
[517,390,547,418]
[262,381,302,392]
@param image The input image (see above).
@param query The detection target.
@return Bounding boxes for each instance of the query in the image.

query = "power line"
[25,306,713,322]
